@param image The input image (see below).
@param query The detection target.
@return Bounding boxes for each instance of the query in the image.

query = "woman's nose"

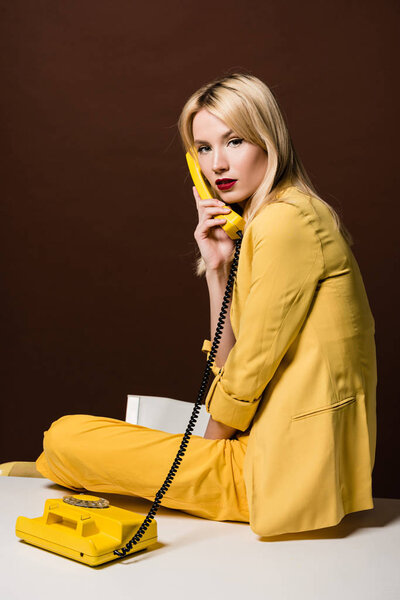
[212,148,229,172]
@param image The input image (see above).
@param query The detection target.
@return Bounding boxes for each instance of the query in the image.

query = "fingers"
[192,186,231,225]
[200,205,231,223]
[192,186,225,209]
[192,186,200,207]
[194,217,228,241]
[206,217,227,227]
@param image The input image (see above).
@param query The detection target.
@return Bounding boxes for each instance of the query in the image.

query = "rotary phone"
[15,148,245,566]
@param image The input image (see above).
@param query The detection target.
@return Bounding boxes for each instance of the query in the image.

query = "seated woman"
[36,71,377,538]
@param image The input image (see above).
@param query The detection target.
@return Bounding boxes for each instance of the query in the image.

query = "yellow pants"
[35,414,250,523]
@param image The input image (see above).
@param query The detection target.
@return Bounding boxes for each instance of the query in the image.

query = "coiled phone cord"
[114,231,243,557]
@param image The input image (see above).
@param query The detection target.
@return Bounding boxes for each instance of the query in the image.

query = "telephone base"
[15,494,158,566]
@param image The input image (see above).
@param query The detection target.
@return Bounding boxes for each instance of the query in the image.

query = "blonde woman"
[35,72,377,537]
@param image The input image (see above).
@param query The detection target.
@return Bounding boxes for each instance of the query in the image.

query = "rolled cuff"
[205,369,261,431]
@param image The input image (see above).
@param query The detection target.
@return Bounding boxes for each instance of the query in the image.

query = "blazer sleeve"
[204,201,324,431]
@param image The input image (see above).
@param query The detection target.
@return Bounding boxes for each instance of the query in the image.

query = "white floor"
[1,477,399,600]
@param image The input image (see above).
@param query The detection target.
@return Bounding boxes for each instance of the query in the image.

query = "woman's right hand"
[192,186,235,272]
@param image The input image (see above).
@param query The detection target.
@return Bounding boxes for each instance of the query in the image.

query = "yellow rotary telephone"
[16,494,157,567]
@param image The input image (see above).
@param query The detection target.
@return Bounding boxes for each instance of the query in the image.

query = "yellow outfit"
[203,185,377,536]
[36,415,250,523]
[36,185,377,537]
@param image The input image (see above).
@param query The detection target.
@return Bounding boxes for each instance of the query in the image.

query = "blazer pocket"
[291,396,356,422]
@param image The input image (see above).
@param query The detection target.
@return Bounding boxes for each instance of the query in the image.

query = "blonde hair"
[177,70,354,277]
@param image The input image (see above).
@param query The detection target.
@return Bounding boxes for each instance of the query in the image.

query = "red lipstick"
[216,179,237,191]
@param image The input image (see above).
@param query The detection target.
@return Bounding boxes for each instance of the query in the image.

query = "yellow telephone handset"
[186,150,245,240]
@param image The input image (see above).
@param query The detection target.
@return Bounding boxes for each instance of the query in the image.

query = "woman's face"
[192,108,268,209]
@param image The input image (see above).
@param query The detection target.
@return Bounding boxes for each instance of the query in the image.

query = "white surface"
[125,394,209,436]
[1,478,400,599]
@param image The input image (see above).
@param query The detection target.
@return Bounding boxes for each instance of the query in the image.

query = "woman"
[35,72,377,537]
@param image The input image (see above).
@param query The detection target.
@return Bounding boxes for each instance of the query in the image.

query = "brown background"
[0,1,398,497]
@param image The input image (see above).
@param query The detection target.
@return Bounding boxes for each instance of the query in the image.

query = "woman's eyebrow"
[194,129,234,144]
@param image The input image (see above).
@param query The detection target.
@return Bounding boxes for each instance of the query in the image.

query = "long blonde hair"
[177,71,353,276]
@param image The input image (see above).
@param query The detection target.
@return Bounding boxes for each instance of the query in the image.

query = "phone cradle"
[15,494,158,566]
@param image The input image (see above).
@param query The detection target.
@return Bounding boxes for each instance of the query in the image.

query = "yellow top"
[202,185,377,536]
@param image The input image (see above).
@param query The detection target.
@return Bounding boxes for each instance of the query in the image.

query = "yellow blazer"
[202,185,377,536]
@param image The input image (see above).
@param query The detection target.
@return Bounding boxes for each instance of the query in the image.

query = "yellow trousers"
[35,414,250,523]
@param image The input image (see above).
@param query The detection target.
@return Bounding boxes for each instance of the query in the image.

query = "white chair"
[125,395,209,436]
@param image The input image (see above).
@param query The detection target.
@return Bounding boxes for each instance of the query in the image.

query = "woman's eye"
[197,139,243,154]
[228,138,243,147]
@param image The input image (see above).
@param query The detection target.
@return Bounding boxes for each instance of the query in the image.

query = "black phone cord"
[113,232,243,557]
